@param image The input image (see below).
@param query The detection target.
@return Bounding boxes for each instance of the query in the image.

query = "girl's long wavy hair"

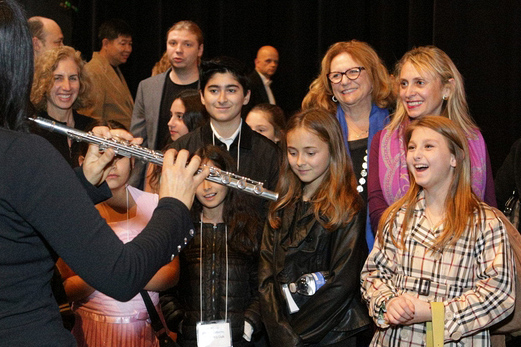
[378,116,483,251]
[269,108,363,231]
[387,46,477,135]
[191,145,260,255]
[31,45,93,111]
[302,40,394,114]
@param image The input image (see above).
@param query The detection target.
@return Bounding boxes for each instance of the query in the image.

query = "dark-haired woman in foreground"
[0,1,207,345]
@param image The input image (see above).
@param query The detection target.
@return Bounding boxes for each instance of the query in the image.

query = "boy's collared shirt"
[210,119,242,151]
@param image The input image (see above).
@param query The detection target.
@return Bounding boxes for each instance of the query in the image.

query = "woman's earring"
[442,95,448,100]
[332,95,338,103]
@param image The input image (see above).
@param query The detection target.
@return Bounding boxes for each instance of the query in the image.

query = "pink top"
[72,186,159,318]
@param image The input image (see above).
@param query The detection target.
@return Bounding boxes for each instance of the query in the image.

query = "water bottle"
[288,271,329,296]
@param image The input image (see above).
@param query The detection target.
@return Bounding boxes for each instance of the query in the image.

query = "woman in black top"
[30,45,96,167]
[0,1,207,345]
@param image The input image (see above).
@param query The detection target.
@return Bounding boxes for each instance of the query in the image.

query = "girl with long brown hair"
[259,108,371,346]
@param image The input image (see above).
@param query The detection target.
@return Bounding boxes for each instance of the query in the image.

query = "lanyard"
[199,219,229,322]
[125,184,130,242]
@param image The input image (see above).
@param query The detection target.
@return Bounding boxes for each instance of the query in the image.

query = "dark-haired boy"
[171,57,280,195]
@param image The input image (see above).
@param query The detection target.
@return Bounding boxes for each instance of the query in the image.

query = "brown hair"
[388,46,477,135]
[31,46,93,111]
[249,103,286,142]
[378,115,482,251]
[151,51,170,76]
[269,108,363,231]
[302,40,394,114]
[167,20,204,45]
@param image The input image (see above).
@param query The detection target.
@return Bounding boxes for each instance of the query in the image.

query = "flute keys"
[237,179,246,190]
[221,174,230,184]
[254,184,263,195]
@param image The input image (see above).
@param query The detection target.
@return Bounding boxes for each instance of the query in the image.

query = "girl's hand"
[404,294,433,324]
[384,295,416,325]
[159,149,209,209]
[82,126,142,186]
[385,293,433,325]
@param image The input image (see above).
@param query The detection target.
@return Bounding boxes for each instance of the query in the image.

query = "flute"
[31,117,279,201]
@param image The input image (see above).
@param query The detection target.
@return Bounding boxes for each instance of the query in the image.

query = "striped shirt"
[361,190,515,346]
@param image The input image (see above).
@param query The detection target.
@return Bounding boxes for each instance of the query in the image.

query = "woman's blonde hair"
[31,46,93,111]
[388,46,477,134]
[269,108,363,231]
[302,40,394,114]
[378,115,482,251]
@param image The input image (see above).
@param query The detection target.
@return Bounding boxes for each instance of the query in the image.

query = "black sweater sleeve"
[74,166,112,204]
[3,133,194,301]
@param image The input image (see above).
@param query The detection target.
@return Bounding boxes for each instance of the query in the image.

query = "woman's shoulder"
[0,130,77,200]
[0,127,24,149]
[0,129,57,156]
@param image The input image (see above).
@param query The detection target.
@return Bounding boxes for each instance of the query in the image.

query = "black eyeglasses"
[327,67,365,84]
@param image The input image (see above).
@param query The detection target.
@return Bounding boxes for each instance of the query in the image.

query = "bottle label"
[311,272,326,291]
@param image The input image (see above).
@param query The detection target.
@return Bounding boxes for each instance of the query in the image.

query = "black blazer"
[247,70,271,113]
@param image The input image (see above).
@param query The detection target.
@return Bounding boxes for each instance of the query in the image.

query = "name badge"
[196,320,232,347]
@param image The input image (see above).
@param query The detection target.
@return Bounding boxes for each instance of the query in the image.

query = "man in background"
[79,19,134,129]
[247,46,279,110]
[28,16,64,59]
[130,20,204,188]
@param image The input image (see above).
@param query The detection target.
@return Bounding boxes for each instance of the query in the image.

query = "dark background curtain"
[20,0,521,175]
